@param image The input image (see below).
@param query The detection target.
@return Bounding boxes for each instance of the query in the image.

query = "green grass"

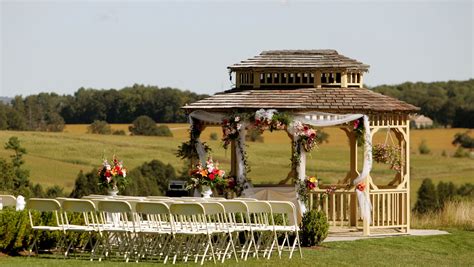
[0,126,473,206]
[0,230,472,266]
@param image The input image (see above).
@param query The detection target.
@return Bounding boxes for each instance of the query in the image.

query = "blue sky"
[1,0,472,97]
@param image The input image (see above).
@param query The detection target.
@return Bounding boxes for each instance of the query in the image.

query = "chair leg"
[28,231,38,257]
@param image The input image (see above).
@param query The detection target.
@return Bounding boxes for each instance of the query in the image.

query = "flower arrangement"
[372,144,402,172]
[293,121,318,152]
[297,176,318,203]
[98,155,128,192]
[221,115,243,149]
[221,175,244,198]
[356,182,366,192]
[253,109,290,133]
[186,157,226,190]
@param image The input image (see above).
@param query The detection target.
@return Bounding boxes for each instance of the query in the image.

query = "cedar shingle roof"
[228,50,369,71]
[183,88,419,113]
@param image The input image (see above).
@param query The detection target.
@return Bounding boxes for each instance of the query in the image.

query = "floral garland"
[372,144,402,172]
[253,109,291,133]
[176,119,211,161]
[296,176,318,203]
[353,117,365,145]
[290,121,319,168]
[221,113,251,174]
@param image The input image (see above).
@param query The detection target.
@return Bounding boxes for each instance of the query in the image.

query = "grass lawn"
[0,126,472,206]
[0,230,472,266]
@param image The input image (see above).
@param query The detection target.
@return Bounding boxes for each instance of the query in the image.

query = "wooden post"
[405,120,411,233]
[341,71,348,87]
[314,70,322,88]
[253,71,260,89]
[230,140,237,177]
[359,73,364,88]
[236,71,241,88]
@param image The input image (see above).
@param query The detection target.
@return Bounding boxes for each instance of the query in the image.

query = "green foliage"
[209,132,218,140]
[300,209,329,246]
[414,178,438,214]
[315,130,329,145]
[87,120,112,134]
[453,146,470,158]
[372,79,474,127]
[452,131,474,149]
[69,170,106,198]
[418,139,431,154]
[246,128,264,143]
[112,129,126,135]
[129,115,173,136]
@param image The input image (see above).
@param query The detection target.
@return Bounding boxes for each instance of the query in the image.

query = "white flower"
[235,116,240,122]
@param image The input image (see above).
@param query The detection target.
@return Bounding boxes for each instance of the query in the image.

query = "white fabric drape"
[187,110,372,222]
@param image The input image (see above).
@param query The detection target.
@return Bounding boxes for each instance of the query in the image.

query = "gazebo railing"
[308,188,409,232]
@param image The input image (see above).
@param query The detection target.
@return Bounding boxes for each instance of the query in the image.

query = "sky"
[1,0,473,97]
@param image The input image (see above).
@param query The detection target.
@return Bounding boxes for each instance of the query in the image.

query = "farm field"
[0,124,473,205]
[0,229,472,266]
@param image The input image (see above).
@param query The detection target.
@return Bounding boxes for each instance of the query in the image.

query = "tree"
[69,169,106,198]
[129,115,173,136]
[3,137,30,196]
[87,120,112,135]
[413,178,438,214]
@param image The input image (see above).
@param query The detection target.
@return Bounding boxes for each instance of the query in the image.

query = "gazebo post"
[230,140,237,177]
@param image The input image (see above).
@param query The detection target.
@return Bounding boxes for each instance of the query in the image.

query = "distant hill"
[371,79,474,128]
[0,97,12,105]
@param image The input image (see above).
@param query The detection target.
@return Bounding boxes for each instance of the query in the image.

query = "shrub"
[210,132,218,141]
[452,131,474,149]
[87,120,112,135]
[418,139,431,154]
[112,129,126,135]
[453,146,470,158]
[129,116,173,136]
[300,209,328,246]
[245,128,264,143]
[413,178,438,214]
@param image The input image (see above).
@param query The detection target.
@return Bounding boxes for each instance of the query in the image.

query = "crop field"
[0,125,473,205]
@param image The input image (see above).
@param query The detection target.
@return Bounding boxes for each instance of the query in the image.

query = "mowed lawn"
[0,230,472,266]
[0,125,473,205]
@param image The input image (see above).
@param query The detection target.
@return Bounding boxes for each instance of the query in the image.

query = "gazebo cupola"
[230,50,369,89]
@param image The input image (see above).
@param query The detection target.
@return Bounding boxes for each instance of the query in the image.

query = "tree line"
[1,80,473,131]
[371,79,474,128]
[0,84,208,131]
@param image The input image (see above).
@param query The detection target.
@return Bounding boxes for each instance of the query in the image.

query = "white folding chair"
[169,202,215,265]
[26,198,64,256]
[60,199,98,258]
[268,201,302,259]
[245,201,279,259]
[93,200,135,262]
[134,201,173,263]
[0,195,17,209]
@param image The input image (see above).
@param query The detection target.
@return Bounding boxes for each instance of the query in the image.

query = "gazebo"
[182,50,419,236]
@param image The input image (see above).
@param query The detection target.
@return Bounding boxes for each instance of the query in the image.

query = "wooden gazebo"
[183,50,419,236]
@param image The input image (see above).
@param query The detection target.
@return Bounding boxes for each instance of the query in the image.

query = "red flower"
[353,120,360,129]
[105,170,111,177]
[209,173,215,180]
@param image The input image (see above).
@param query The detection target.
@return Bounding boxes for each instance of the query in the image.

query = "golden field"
[0,124,473,205]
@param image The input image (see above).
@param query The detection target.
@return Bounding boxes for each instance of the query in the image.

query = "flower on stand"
[293,121,318,152]
[186,157,226,190]
[98,155,128,192]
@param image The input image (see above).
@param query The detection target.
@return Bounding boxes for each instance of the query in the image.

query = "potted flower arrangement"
[220,175,244,199]
[187,157,226,198]
[98,155,128,196]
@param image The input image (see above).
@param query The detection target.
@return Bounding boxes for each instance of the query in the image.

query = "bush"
[112,129,126,135]
[129,116,173,136]
[418,139,431,154]
[210,132,218,141]
[300,210,328,246]
[87,120,112,135]
[414,178,438,214]
[452,131,474,149]
[453,146,470,158]
[245,128,264,143]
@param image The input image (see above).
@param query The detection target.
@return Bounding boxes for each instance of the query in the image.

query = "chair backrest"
[135,201,169,215]
[26,198,62,228]
[245,201,274,226]
[61,199,97,229]
[170,203,204,216]
[268,201,297,226]
[97,200,134,231]
[170,203,207,233]
[0,195,17,207]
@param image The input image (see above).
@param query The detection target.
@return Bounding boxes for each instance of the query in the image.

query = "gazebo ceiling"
[228,50,370,72]
[182,87,420,113]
